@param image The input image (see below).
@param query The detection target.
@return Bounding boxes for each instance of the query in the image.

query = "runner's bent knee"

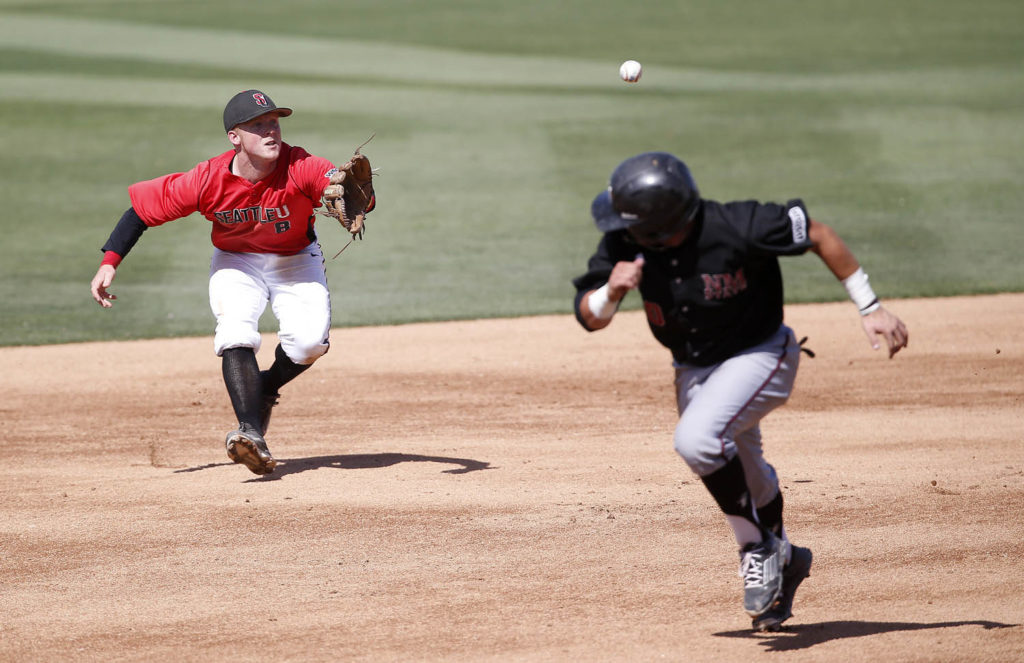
[674,420,730,476]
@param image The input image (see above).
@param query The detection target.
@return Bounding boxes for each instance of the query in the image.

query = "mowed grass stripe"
[0,13,652,89]
[2,13,1021,98]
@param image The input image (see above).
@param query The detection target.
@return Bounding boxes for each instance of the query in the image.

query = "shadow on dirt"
[175,452,492,479]
[715,620,1019,651]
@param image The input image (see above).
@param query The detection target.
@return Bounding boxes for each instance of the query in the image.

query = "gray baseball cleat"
[739,533,786,616]
[225,422,277,475]
[752,545,813,632]
[259,392,280,436]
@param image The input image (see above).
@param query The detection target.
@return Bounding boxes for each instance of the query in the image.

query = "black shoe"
[225,422,277,475]
[751,545,812,632]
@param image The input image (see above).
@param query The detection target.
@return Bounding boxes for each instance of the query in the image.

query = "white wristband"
[842,267,881,315]
[587,283,619,320]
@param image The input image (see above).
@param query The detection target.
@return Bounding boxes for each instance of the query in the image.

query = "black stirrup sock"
[756,490,784,539]
[261,343,312,395]
[700,455,761,531]
[222,347,263,429]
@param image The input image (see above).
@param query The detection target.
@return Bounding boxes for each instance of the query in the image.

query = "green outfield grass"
[1,0,1021,345]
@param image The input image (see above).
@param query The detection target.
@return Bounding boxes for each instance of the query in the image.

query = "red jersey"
[129,143,336,255]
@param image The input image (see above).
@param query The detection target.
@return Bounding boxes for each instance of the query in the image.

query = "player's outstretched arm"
[90,264,117,308]
[807,219,859,280]
[91,207,150,309]
[808,219,908,358]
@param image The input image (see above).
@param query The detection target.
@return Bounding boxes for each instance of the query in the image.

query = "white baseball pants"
[209,242,331,365]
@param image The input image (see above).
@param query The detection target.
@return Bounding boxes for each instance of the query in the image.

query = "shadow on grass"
[175,451,492,480]
[715,620,1018,652]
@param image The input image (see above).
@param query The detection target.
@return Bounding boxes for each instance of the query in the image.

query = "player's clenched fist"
[607,255,645,300]
[91,264,117,308]
[579,255,646,330]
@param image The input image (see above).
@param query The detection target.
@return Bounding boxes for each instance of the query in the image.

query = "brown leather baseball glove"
[322,146,376,239]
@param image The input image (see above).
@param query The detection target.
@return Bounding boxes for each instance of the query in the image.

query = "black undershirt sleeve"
[101,207,148,258]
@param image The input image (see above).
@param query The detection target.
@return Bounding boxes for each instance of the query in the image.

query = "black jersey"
[573,198,814,366]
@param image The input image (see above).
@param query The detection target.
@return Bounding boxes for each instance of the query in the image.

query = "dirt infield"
[2,294,1022,662]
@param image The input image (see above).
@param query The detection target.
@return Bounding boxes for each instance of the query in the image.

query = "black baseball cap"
[223,89,292,132]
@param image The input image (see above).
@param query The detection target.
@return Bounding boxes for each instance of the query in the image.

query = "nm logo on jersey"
[703,268,748,300]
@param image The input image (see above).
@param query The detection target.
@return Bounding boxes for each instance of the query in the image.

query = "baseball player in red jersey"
[90,89,374,475]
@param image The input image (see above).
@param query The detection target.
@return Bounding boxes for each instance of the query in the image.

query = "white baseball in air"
[619,59,642,83]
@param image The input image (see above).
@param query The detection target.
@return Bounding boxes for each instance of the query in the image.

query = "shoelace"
[740,549,768,588]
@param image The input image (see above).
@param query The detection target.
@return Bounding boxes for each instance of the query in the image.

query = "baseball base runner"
[573,151,908,629]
